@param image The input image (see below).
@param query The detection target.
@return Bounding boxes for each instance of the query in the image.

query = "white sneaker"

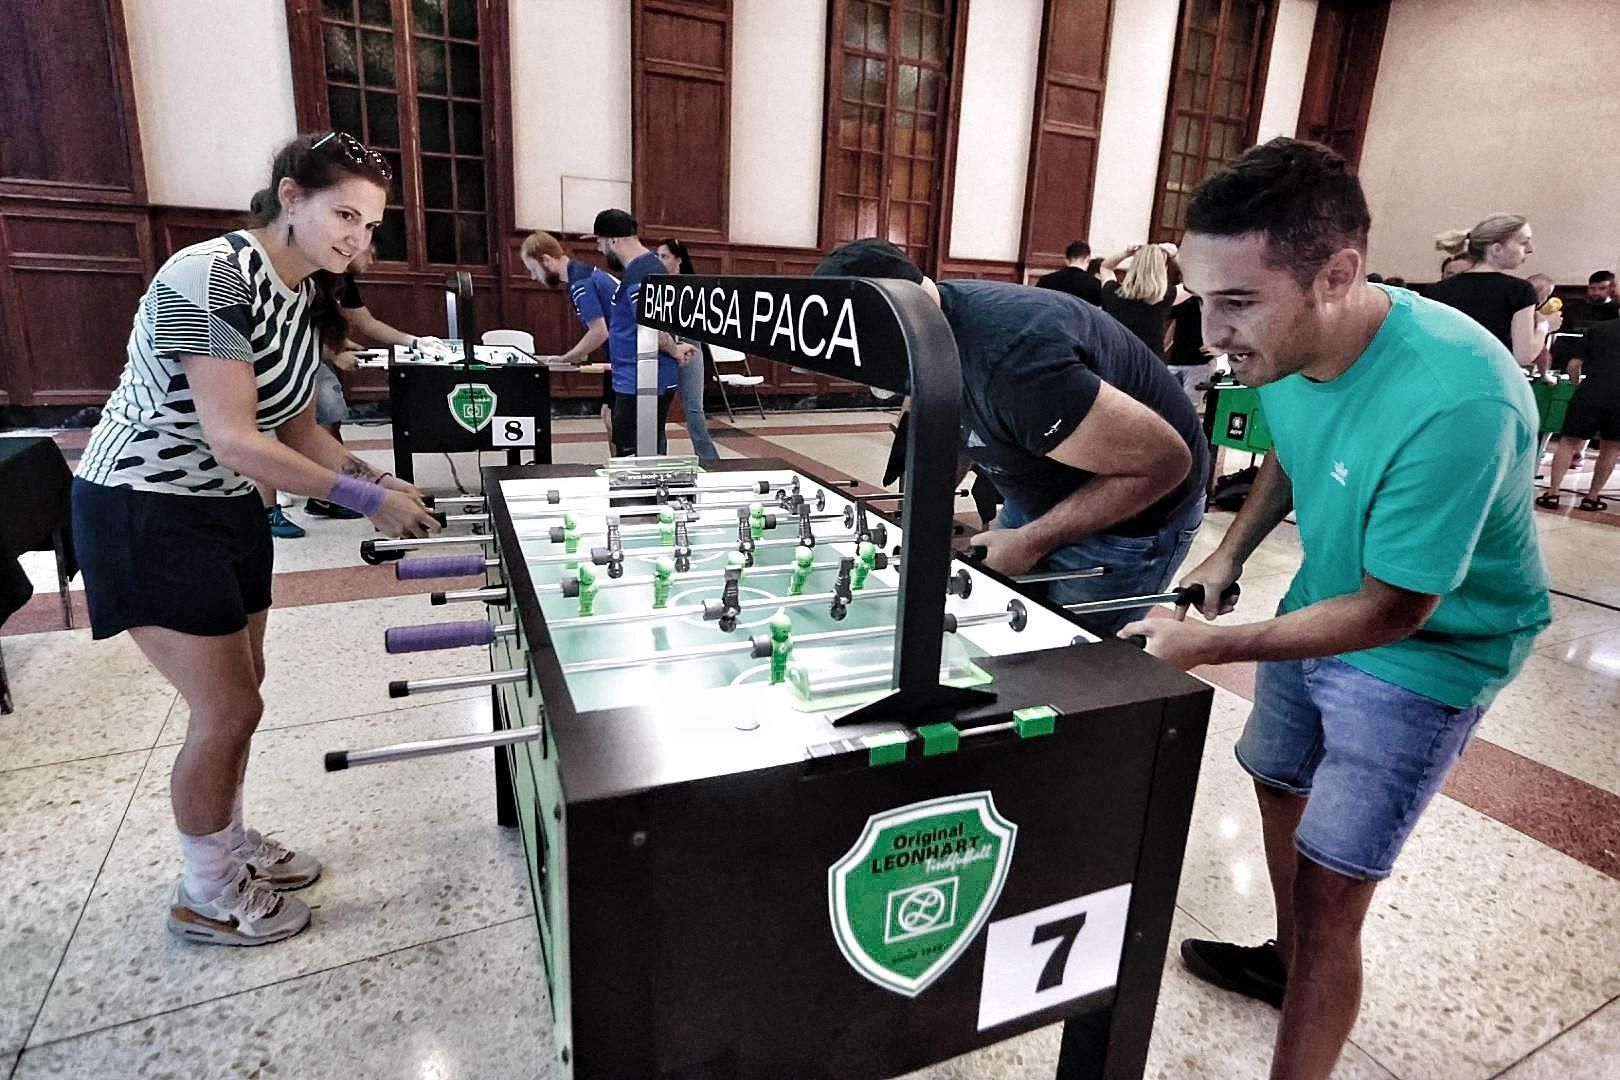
[167,866,311,946]
[236,828,322,890]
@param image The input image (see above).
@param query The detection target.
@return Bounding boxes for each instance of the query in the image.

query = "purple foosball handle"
[384,620,496,653]
[395,554,489,580]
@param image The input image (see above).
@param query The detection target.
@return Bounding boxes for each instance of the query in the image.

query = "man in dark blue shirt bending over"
[815,238,1208,635]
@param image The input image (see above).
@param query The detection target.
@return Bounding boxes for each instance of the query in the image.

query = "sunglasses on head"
[310,130,393,181]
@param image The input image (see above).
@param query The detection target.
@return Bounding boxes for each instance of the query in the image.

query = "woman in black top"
[1423,214,1540,366]
[1099,242,1176,357]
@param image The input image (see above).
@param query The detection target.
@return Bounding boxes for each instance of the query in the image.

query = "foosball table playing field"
[325,275,1216,1079]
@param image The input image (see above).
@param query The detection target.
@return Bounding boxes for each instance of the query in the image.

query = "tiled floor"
[2,412,1618,1080]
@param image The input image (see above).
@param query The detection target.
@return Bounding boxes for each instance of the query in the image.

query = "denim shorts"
[1235,655,1489,881]
[314,362,349,426]
[996,495,1204,637]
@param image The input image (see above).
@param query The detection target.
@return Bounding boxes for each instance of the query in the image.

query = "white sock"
[226,781,248,854]
[179,825,240,901]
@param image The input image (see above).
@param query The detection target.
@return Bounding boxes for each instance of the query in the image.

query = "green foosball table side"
[1208,382,1272,454]
[1533,377,1577,435]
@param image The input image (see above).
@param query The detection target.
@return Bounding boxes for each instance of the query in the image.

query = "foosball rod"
[1062,581,1240,616]
[501,486,834,522]
[558,600,1028,676]
[326,725,542,771]
[527,529,881,567]
[544,584,902,630]
[533,508,846,544]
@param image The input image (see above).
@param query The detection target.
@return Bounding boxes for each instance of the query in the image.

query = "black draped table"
[0,436,77,713]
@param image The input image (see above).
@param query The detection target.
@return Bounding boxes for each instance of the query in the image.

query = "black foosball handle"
[325,751,350,771]
[360,539,406,565]
[1174,581,1242,609]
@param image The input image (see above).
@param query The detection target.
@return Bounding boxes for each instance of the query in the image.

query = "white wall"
[1360,0,1620,282]
[1253,0,1316,143]
[1088,0,1180,253]
[731,0,826,247]
[123,0,297,209]
[947,0,1043,261]
[510,0,632,231]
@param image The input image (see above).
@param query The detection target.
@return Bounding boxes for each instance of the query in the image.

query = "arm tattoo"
[340,455,384,481]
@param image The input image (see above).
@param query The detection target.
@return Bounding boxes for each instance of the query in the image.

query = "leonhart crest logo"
[828,792,1016,997]
[446,384,497,434]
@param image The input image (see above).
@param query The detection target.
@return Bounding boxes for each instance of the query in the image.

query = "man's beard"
[603,249,624,273]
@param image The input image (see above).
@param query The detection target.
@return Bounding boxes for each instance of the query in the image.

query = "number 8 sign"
[489,415,536,447]
[976,883,1133,1030]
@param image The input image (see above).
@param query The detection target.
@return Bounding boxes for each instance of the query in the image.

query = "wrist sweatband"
[329,475,388,517]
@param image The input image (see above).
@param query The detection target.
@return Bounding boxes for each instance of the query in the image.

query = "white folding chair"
[481,329,536,352]
[707,344,767,420]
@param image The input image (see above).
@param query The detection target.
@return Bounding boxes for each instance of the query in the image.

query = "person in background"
[1526,273,1563,381]
[1437,255,1472,282]
[1539,315,1620,512]
[592,209,693,457]
[1423,215,1540,366]
[656,238,720,462]
[520,229,618,442]
[1566,269,1618,328]
[1100,242,1178,357]
[1164,291,1214,409]
[72,132,438,946]
[1035,240,1104,306]
[258,244,445,533]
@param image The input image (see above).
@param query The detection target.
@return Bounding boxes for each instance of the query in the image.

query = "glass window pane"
[457,214,487,264]
[448,0,479,39]
[328,86,363,137]
[889,159,911,200]
[857,199,879,238]
[837,153,859,194]
[836,198,857,242]
[361,30,395,88]
[324,25,359,82]
[323,0,354,19]
[456,158,485,212]
[860,154,880,197]
[866,7,888,52]
[921,15,942,61]
[915,111,936,157]
[359,0,391,27]
[845,1,867,49]
[450,42,481,97]
[418,98,450,152]
[413,0,445,35]
[900,12,920,58]
[373,208,406,261]
[864,58,887,105]
[911,161,930,200]
[379,151,402,191]
[863,107,884,152]
[422,156,453,209]
[453,102,482,155]
[365,91,399,147]
[891,112,914,155]
[896,65,918,110]
[918,68,940,111]
[416,40,447,94]
[887,204,908,246]
[425,212,456,263]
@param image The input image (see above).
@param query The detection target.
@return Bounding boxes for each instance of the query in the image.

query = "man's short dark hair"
[1591,270,1616,285]
[1185,137,1370,287]
[813,238,924,283]
[1064,240,1091,261]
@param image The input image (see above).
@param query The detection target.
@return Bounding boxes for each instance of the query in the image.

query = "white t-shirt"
[78,231,318,496]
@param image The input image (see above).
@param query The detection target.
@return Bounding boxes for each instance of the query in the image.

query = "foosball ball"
[327,276,1215,1079]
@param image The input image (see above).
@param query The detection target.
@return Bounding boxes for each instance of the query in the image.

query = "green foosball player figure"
[652,555,674,609]
[563,512,580,554]
[577,563,599,616]
[659,508,676,544]
[727,549,748,582]
[769,608,793,684]
[749,501,766,540]
[788,545,814,595]
[853,540,877,590]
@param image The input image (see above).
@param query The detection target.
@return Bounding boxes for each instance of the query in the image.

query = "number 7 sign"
[976,883,1133,1030]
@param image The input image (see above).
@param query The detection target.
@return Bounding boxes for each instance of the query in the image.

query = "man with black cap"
[814,238,1208,636]
[591,208,694,456]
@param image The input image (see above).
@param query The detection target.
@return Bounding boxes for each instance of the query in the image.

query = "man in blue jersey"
[521,229,618,439]
[1122,139,1550,1080]
[590,208,692,456]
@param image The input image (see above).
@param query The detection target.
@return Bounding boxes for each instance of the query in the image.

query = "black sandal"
[1535,492,1561,509]
[1578,497,1609,512]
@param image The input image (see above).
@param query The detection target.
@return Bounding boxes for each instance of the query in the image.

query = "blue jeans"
[996,494,1204,636]
[679,352,718,461]
[1236,655,1490,880]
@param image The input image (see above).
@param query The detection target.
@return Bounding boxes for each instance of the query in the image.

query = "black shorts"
[1560,385,1620,442]
[71,478,273,639]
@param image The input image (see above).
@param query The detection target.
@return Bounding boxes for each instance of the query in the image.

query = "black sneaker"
[1180,938,1287,1007]
[304,497,363,520]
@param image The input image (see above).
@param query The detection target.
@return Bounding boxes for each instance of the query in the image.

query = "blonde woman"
[1422,214,1540,366]
[1100,242,1177,356]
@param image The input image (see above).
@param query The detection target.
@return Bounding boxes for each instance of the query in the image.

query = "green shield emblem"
[446,383,498,433]
[828,791,1016,996]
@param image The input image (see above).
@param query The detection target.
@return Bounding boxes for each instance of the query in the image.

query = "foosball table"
[328,276,1215,1079]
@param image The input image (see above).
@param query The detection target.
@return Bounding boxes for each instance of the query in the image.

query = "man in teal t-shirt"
[1123,139,1549,1080]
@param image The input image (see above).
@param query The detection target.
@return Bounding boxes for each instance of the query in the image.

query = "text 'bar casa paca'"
[636,275,915,393]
